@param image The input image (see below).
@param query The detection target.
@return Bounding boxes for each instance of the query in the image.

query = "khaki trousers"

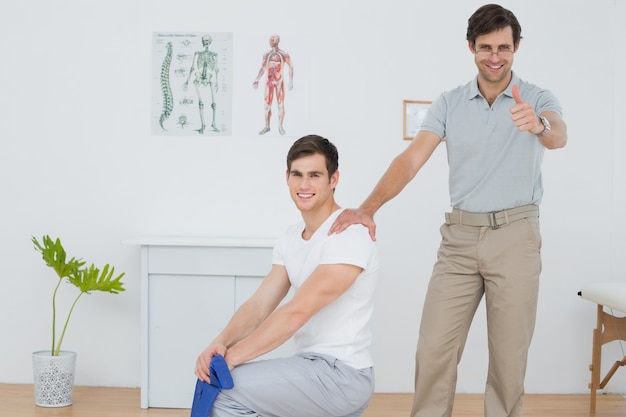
[410,211,541,417]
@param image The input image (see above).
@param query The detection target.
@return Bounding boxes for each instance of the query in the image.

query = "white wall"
[1,0,625,395]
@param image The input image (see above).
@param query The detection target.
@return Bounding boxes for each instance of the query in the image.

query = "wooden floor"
[1,384,625,417]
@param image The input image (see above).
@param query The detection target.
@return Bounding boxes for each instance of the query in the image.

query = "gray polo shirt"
[421,72,563,213]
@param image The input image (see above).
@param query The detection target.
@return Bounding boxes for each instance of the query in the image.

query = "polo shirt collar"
[503,72,520,98]
[468,71,521,101]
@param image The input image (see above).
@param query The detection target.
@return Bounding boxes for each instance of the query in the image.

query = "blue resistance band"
[190,354,234,417]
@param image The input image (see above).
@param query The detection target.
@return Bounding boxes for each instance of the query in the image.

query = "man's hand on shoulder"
[328,208,376,241]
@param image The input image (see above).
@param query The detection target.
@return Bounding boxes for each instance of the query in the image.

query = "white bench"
[578,282,626,413]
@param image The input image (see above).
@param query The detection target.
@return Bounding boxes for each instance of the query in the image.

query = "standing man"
[195,135,379,417]
[253,34,294,136]
[329,4,567,417]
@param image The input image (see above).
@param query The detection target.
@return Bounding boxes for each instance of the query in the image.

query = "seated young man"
[195,134,380,417]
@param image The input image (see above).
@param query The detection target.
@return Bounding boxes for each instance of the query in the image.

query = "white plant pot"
[32,350,77,407]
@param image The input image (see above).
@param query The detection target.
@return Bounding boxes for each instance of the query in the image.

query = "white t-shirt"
[272,209,379,369]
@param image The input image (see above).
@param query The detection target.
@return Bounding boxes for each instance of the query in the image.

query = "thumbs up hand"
[510,84,543,135]
[512,83,524,105]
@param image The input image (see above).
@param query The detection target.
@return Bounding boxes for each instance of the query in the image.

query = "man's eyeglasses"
[474,46,514,58]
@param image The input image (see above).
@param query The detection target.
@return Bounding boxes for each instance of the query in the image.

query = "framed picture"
[403,100,432,140]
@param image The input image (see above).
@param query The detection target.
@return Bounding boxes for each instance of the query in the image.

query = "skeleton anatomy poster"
[152,32,233,136]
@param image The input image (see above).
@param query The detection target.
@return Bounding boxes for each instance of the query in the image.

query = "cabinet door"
[148,274,234,408]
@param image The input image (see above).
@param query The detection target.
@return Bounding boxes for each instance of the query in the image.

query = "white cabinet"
[127,237,293,409]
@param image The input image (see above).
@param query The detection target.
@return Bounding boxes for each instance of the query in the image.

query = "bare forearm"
[539,117,567,149]
[225,304,305,367]
[212,301,270,348]
[360,159,414,216]
[328,133,440,239]
[360,136,437,216]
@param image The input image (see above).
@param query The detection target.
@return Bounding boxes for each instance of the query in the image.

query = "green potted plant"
[31,235,126,407]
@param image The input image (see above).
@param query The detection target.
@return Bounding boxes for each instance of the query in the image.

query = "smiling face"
[470,26,517,90]
[286,153,338,214]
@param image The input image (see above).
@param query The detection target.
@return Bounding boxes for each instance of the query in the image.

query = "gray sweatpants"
[211,353,375,417]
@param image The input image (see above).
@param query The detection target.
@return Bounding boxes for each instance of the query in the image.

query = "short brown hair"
[286,134,339,178]
[466,4,522,48]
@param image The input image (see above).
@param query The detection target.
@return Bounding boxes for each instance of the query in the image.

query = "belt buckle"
[489,212,500,230]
